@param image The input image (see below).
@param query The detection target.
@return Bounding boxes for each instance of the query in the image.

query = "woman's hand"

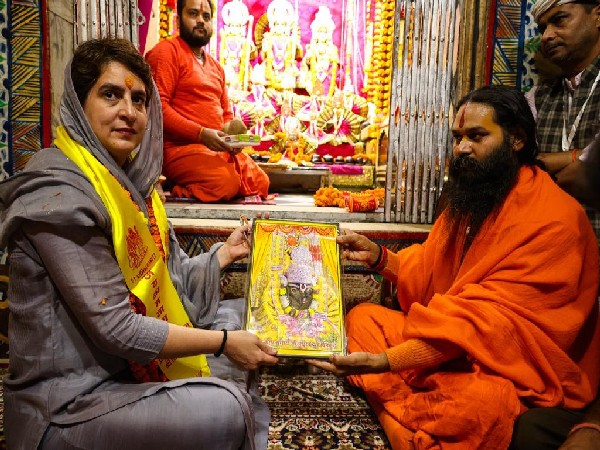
[336,230,380,266]
[224,330,278,370]
[217,224,251,269]
[199,128,233,153]
[306,352,390,377]
[217,213,270,269]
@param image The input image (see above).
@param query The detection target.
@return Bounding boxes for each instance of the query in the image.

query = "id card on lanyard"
[562,70,600,151]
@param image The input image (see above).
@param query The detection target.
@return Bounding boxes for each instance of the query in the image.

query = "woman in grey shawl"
[0,38,277,450]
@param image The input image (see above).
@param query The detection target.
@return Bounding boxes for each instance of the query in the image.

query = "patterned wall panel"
[8,0,45,176]
[489,0,538,91]
[0,0,9,180]
[0,0,7,360]
[489,0,523,87]
[521,1,539,92]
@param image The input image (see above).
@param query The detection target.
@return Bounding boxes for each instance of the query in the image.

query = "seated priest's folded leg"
[235,152,271,198]
[163,144,242,202]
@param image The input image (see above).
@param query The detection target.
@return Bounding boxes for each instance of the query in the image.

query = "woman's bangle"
[198,126,205,142]
[572,149,578,162]
[214,329,228,357]
[568,422,600,436]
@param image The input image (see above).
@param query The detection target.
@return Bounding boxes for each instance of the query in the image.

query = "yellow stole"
[55,126,210,379]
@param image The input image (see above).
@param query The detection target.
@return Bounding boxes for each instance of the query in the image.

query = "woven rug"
[261,366,390,449]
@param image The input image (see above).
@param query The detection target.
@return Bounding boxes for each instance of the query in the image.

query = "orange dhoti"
[163,144,270,202]
[346,303,522,450]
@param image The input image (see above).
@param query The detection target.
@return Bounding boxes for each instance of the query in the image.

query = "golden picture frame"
[245,218,346,359]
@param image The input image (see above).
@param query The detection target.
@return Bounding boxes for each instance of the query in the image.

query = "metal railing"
[75,0,140,46]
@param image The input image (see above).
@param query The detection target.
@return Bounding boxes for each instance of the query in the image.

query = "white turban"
[531,0,594,22]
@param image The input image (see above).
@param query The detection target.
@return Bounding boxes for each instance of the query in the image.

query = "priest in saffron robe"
[308,86,600,450]
[146,0,269,202]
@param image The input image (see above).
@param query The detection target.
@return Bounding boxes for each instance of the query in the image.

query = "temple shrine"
[142,0,396,196]
[2,0,534,225]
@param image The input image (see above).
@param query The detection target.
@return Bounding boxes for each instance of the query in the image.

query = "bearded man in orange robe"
[308,85,600,450]
[146,0,269,202]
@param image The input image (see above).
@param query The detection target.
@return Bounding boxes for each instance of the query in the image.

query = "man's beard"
[444,137,520,238]
[180,23,212,48]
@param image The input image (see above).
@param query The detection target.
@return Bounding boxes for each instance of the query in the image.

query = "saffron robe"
[348,166,600,450]
[146,36,269,202]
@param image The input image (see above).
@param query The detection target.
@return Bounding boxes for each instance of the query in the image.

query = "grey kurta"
[0,53,269,450]
[1,150,269,450]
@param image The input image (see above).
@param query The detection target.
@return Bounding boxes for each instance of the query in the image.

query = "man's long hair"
[456,85,539,166]
[442,86,540,250]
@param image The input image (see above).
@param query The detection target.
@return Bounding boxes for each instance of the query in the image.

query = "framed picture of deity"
[245,218,346,359]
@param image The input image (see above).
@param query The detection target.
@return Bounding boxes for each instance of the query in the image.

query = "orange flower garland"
[314,186,347,207]
[314,187,385,210]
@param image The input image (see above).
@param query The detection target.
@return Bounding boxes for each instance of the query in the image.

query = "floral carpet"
[261,366,390,449]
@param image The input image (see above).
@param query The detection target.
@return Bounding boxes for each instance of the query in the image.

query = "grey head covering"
[532,0,597,22]
[0,52,164,245]
[59,58,164,209]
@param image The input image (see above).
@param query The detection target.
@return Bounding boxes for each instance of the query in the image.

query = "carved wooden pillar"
[48,0,75,136]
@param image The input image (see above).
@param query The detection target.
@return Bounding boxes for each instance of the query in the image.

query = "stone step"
[166,200,387,223]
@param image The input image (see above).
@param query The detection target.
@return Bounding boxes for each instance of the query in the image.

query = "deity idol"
[296,79,330,147]
[279,246,319,316]
[318,89,362,146]
[220,0,254,95]
[298,6,339,98]
[259,0,302,91]
[247,63,276,138]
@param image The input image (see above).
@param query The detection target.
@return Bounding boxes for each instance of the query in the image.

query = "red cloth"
[316,143,355,158]
[145,37,269,201]
[313,163,364,175]
[348,166,600,449]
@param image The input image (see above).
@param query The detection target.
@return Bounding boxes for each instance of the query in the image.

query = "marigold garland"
[159,0,174,41]
[363,0,395,121]
[314,186,384,209]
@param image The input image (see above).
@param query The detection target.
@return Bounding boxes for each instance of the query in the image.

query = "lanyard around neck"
[562,69,600,151]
